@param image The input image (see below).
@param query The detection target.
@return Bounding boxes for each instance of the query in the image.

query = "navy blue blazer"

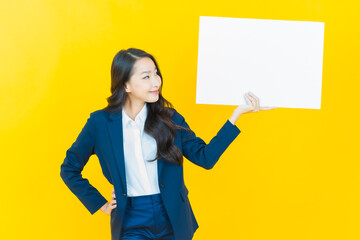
[60,107,241,240]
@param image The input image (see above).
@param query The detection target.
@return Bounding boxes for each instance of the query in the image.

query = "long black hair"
[103,48,191,166]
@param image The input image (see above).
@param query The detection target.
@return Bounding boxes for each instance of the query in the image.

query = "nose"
[152,74,161,87]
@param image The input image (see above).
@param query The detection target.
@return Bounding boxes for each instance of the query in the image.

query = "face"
[124,57,162,104]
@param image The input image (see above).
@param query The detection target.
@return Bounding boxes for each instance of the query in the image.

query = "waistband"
[126,193,162,208]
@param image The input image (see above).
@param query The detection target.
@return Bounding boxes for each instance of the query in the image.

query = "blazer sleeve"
[60,113,108,215]
[175,110,241,169]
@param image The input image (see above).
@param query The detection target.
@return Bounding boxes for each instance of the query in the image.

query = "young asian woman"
[60,48,277,240]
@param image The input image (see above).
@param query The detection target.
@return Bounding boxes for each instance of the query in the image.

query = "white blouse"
[122,102,160,196]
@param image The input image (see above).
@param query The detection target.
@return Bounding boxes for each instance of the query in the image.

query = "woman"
[60,48,276,240]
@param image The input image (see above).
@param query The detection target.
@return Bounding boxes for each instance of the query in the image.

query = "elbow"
[186,153,219,170]
[203,154,220,170]
[60,161,78,182]
[60,164,68,182]
[203,162,216,170]
[194,156,219,170]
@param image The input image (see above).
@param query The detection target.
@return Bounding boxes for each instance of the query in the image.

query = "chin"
[147,97,159,103]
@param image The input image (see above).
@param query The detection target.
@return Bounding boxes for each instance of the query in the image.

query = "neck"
[123,99,145,121]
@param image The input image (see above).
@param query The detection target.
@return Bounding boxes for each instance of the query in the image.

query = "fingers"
[112,189,116,200]
[260,106,277,110]
[248,92,259,107]
[244,93,254,106]
[110,198,117,208]
[246,92,277,111]
[111,189,117,209]
[243,94,255,113]
[246,92,259,112]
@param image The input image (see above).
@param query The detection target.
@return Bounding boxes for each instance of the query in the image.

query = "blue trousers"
[120,193,175,240]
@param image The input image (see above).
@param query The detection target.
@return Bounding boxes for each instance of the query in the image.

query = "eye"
[143,72,158,79]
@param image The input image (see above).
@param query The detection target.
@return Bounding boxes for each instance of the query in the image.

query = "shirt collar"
[122,102,148,128]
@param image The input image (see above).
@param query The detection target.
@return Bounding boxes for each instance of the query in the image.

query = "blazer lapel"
[107,112,127,193]
[107,111,165,194]
[157,157,164,180]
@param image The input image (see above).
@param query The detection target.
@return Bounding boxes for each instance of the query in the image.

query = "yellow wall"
[1,0,359,239]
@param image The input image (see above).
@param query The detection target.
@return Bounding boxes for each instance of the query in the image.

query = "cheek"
[133,82,151,94]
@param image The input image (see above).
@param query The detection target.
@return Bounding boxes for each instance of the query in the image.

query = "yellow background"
[1,0,359,239]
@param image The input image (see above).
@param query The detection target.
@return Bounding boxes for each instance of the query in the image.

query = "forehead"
[133,57,156,74]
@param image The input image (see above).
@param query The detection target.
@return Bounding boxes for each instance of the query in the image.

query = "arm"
[60,114,108,215]
[178,92,276,169]
[176,111,241,170]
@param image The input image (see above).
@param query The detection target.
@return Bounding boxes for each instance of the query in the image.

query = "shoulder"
[167,107,185,123]
[87,109,112,125]
[89,109,108,119]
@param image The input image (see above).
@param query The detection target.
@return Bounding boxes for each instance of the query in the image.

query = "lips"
[150,90,159,94]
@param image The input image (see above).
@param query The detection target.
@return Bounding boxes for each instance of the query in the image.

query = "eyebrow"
[140,67,157,74]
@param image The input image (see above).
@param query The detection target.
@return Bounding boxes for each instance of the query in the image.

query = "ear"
[124,83,131,93]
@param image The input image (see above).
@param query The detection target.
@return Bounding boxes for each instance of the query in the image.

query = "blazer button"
[123,193,127,196]
[160,183,164,188]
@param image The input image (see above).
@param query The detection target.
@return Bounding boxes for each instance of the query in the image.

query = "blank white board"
[196,16,325,109]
